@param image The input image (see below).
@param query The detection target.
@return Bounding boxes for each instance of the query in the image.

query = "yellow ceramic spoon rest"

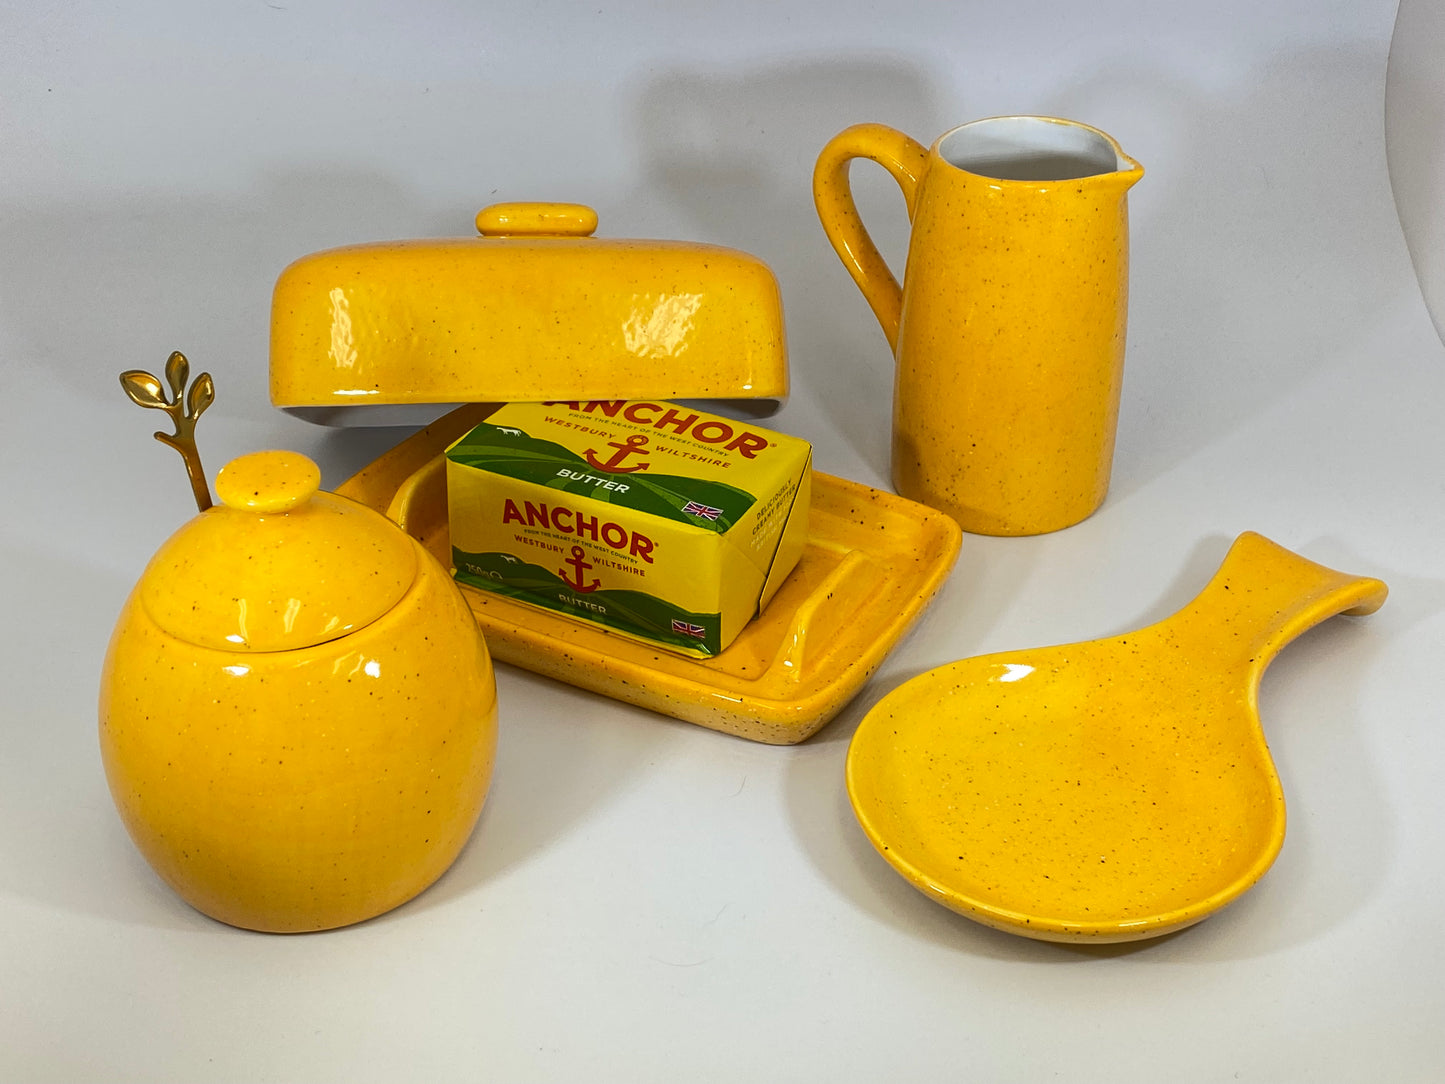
[846,533,1387,943]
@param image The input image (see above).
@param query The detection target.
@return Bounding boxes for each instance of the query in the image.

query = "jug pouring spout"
[1101,150,1144,195]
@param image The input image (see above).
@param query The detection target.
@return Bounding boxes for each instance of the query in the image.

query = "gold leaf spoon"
[846,532,1387,943]
[120,350,215,512]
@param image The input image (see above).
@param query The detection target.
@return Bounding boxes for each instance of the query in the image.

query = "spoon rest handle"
[1168,532,1388,672]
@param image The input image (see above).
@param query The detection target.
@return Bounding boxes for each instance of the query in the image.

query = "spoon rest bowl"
[846,533,1387,942]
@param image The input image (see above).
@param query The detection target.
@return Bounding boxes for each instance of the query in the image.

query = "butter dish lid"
[269,202,789,427]
[139,451,418,652]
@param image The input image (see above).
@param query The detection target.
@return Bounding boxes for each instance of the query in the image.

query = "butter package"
[445,400,811,658]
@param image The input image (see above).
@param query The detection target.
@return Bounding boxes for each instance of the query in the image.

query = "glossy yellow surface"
[846,533,1387,942]
[814,118,1143,536]
[269,202,788,418]
[99,451,498,932]
[336,406,962,744]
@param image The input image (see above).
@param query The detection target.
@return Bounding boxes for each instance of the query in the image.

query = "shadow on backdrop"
[1059,44,1407,504]
[631,55,947,478]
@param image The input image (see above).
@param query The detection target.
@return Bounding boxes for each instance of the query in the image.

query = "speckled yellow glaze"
[846,533,1387,942]
[269,202,788,419]
[335,406,962,744]
[99,451,498,932]
[814,118,1143,536]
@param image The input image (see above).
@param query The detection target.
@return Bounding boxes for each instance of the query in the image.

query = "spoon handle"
[1168,532,1387,672]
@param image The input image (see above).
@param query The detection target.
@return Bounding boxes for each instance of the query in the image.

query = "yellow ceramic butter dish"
[101,356,498,932]
[846,532,1386,942]
[270,202,789,425]
[336,405,962,744]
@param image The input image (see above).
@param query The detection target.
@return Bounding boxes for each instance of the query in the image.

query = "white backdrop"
[3,2,1443,1081]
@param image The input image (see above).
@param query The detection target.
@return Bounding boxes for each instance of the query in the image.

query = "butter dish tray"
[336,405,962,743]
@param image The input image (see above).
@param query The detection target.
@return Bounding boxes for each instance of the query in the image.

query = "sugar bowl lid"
[139,450,418,652]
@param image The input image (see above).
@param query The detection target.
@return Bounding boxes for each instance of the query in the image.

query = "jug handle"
[812,124,930,353]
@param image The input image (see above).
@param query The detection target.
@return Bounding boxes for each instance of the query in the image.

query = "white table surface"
[4,2,1442,1081]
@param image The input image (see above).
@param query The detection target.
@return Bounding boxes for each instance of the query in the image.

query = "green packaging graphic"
[445,401,812,658]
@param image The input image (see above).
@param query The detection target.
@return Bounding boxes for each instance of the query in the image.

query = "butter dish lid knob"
[475,201,598,237]
[215,450,321,513]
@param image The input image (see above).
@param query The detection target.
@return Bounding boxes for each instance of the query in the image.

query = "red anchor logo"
[559,546,601,593]
[584,433,651,473]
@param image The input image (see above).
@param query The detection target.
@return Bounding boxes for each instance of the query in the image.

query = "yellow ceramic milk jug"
[99,443,498,932]
[814,117,1143,535]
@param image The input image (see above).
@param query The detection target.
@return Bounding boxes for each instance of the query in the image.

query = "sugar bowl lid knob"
[215,450,321,513]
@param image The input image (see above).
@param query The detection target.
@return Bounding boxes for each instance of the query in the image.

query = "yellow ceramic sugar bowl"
[99,448,498,933]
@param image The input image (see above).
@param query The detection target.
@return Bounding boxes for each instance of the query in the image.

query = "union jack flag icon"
[682,501,723,520]
[671,619,707,638]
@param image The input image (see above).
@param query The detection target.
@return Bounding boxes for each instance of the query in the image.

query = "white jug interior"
[938,117,1124,181]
